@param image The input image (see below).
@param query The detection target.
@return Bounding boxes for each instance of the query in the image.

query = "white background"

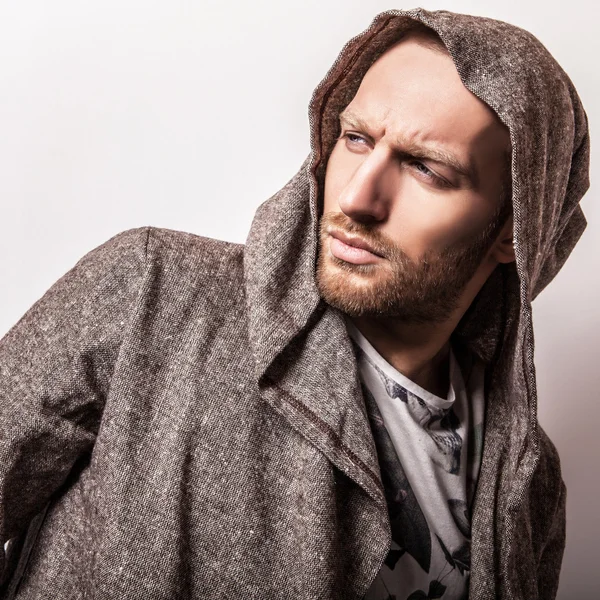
[0,1,596,596]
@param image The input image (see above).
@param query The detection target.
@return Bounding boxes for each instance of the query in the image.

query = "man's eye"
[338,132,451,189]
[410,161,450,188]
[341,132,366,145]
[412,161,435,178]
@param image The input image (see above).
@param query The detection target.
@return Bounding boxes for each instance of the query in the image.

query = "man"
[317,25,514,600]
[0,7,589,600]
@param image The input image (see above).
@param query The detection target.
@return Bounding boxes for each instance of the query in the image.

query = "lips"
[328,230,384,265]
[331,230,382,254]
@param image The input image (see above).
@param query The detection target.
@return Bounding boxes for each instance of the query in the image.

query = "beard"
[315,211,500,324]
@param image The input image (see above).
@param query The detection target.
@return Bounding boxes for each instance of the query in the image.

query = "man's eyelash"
[412,161,439,181]
[338,132,450,188]
[342,132,365,144]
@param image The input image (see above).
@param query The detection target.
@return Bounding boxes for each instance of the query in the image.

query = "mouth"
[328,229,385,265]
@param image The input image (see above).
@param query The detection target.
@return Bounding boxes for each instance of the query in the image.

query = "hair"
[497,148,514,225]
[481,145,513,246]
[400,23,452,56]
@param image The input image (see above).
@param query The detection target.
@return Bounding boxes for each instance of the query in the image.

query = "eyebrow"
[338,110,478,186]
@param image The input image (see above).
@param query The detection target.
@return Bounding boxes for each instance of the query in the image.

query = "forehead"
[346,38,510,175]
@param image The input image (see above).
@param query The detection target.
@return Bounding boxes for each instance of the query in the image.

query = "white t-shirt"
[346,321,486,600]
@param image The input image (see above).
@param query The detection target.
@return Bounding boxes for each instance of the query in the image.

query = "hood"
[244,6,589,594]
[246,4,589,405]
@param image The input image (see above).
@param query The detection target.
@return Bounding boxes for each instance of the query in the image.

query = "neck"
[351,315,455,398]
[347,257,499,398]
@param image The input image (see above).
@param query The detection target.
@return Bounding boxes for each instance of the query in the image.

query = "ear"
[490,215,515,264]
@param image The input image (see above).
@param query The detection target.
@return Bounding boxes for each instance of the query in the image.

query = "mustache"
[319,211,401,260]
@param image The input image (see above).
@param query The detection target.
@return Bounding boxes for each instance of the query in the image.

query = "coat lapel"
[244,157,391,596]
[261,304,388,505]
[244,156,387,504]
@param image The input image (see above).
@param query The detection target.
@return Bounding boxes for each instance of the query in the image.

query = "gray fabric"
[0,7,589,600]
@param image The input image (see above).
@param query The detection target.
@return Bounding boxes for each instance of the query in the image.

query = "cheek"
[323,146,344,214]
[390,184,493,257]
[322,174,337,215]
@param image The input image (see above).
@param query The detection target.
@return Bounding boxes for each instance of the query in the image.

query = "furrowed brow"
[338,110,478,186]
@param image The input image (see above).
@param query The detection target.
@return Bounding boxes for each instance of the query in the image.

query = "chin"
[316,257,391,317]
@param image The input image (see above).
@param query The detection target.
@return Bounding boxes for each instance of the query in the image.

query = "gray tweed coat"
[0,7,590,600]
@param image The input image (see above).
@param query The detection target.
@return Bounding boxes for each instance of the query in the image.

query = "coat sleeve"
[536,477,567,600]
[0,226,150,587]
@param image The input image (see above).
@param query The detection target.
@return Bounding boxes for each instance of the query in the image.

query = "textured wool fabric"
[0,7,590,600]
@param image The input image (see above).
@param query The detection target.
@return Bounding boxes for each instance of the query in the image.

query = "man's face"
[316,35,512,323]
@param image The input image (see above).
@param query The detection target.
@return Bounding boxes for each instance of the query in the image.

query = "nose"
[337,148,395,224]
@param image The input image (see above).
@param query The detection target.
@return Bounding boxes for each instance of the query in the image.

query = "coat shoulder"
[110,225,246,285]
[143,225,246,310]
[526,424,566,556]
[145,225,244,272]
[536,424,563,484]
[98,226,246,315]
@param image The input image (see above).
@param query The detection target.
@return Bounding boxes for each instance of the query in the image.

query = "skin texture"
[316,32,514,398]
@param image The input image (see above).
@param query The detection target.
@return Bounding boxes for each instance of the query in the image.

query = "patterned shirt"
[346,321,486,600]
